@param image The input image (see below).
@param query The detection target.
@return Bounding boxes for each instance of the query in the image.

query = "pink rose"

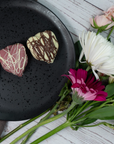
[104,5,114,21]
[90,15,114,29]
[90,6,114,30]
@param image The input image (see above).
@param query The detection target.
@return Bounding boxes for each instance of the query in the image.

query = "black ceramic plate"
[0,0,75,120]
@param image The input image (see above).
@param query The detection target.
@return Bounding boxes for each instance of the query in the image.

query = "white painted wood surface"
[1,0,114,143]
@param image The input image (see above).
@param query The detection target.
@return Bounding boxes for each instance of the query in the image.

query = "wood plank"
[85,0,114,10]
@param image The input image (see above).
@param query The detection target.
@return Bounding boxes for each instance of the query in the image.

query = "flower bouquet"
[1,5,114,144]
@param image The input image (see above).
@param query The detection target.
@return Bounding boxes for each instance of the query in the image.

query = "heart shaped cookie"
[27,30,59,64]
[0,43,28,77]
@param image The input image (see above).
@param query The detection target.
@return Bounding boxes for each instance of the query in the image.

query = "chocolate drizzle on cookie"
[27,30,59,64]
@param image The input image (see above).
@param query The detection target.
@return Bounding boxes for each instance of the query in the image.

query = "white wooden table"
[1,0,114,143]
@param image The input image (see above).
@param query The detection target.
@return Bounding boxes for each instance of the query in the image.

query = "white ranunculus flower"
[79,31,114,79]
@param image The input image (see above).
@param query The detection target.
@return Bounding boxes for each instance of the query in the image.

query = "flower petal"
[69,69,77,77]
[63,68,107,102]
[71,83,80,88]
[94,91,107,101]
[76,69,87,82]
[86,74,95,87]
[82,91,96,101]
[79,31,114,78]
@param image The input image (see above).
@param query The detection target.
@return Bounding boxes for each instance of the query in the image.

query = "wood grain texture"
[1,0,114,144]
[85,0,114,10]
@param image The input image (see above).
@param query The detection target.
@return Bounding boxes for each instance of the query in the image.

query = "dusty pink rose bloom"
[90,15,114,29]
[105,5,114,21]
[90,6,114,29]
[64,69,107,101]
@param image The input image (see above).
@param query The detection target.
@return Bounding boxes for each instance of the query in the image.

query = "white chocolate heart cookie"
[27,30,59,64]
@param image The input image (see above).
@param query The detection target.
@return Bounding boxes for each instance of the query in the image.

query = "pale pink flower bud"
[90,15,114,29]
[109,76,114,84]
[104,5,114,21]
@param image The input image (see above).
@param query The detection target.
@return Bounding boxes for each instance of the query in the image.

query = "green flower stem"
[86,66,91,72]
[21,90,70,144]
[107,26,114,40]
[41,89,71,122]
[69,101,89,121]
[30,118,86,144]
[96,29,100,35]
[10,101,76,144]
[76,122,114,129]
[76,101,101,116]
[77,122,106,127]
[103,122,114,129]
[10,114,64,144]
[30,121,70,144]
[0,109,49,143]
[74,101,89,116]
[21,131,34,144]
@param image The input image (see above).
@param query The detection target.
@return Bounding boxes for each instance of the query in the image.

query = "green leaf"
[88,106,114,120]
[91,25,99,29]
[70,118,97,131]
[81,118,97,125]
[93,18,99,28]
[101,116,114,120]
[59,79,71,97]
[105,83,114,97]
[111,16,114,22]
[100,23,110,30]
[59,82,69,97]
[92,18,109,31]
[74,41,82,55]
[59,84,67,97]
[74,41,88,69]
[74,41,82,69]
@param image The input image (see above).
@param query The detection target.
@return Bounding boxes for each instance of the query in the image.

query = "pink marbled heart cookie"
[0,43,28,77]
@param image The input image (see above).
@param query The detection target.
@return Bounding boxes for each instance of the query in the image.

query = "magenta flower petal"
[68,75,76,84]
[76,69,87,81]
[83,91,96,101]
[94,96,106,101]
[95,85,105,91]
[69,69,77,77]
[71,83,81,88]
[97,91,107,97]
[88,81,98,89]
[62,74,76,84]
[89,80,101,89]
[86,75,95,87]
[94,91,107,101]
[92,82,104,90]
[63,69,107,102]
